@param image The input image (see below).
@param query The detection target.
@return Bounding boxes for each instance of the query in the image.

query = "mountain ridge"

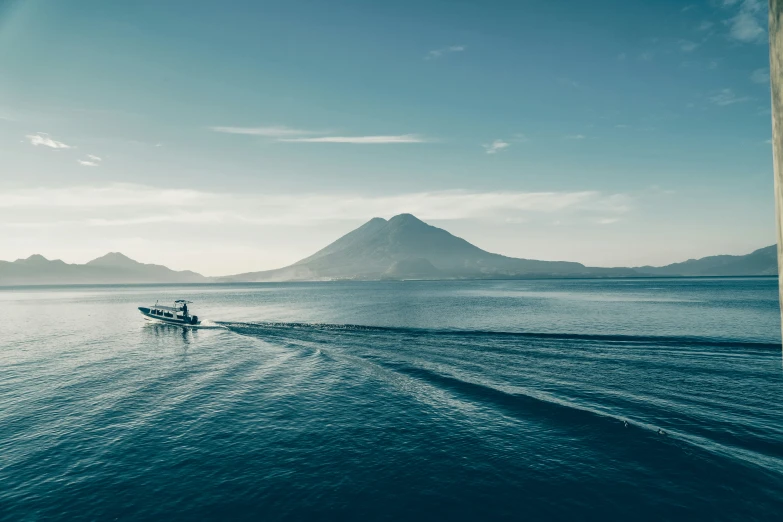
[0,253,209,286]
[0,214,776,285]
[217,214,776,282]
[635,245,777,277]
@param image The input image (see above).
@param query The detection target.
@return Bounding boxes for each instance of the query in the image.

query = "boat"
[138,299,201,326]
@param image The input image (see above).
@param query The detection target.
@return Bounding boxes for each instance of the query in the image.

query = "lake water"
[1,278,782,521]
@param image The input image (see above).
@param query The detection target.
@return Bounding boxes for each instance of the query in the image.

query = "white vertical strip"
[770,0,783,345]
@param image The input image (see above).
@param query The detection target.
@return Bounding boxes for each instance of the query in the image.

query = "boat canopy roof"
[149,299,193,311]
[149,305,181,311]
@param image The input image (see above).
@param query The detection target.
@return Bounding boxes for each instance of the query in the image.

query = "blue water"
[1,278,782,521]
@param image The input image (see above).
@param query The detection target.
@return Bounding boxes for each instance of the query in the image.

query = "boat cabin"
[138,299,200,325]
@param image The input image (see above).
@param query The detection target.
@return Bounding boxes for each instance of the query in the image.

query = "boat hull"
[138,307,201,326]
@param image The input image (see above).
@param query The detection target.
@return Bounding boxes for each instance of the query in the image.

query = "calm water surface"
[1,278,782,521]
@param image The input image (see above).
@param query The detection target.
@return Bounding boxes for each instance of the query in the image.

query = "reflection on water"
[143,321,197,344]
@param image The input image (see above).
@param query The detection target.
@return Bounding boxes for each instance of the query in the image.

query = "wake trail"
[217,319,783,475]
[217,320,779,350]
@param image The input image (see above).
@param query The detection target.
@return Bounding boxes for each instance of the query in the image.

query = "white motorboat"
[138,299,201,326]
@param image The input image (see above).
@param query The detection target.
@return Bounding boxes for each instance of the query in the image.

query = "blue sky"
[0,0,775,275]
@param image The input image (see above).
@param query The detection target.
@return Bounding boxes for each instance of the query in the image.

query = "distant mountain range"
[0,252,208,286]
[636,245,777,277]
[0,215,777,285]
[217,214,777,282]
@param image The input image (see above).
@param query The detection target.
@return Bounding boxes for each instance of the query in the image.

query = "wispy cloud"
[0,184,206,209]
[750,68,769,84]
[679,40,700,52]
[697,21,714,31]
[482,139,510,154]
[708,88,751,106]
[277,135,427,144]
[77,154,103,167]
[212,125,427,144]
[729,12,765,42]
[565,134,586,140]
[25,133,72,149]
[723,0,766,43]
[0,184,632,228]
[210,126,320,137]
[425,45,465,60]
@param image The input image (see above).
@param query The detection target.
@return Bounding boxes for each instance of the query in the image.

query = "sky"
[0,0,776,276]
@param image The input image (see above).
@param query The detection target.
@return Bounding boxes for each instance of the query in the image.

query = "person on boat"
[182,302,188,316]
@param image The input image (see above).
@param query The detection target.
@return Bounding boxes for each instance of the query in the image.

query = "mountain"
[382,258,443,280]
[636,245,777,277]
[3,217,776,285]
[0,252,209,286]
[87,252,148,268]
[219,213,640,282]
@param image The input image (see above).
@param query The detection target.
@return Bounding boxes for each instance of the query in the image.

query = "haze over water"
[1,278,782,521]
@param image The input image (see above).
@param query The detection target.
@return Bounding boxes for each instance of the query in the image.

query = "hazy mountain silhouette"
[0,252,209,286]
[635,245,777,277]
[220,214,641,281]
[2,216,775,285]
[220,214,777,281]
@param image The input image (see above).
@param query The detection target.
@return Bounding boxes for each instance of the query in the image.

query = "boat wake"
[216,319,783,477]
[193,320,226,329]
[216,320,779,350]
